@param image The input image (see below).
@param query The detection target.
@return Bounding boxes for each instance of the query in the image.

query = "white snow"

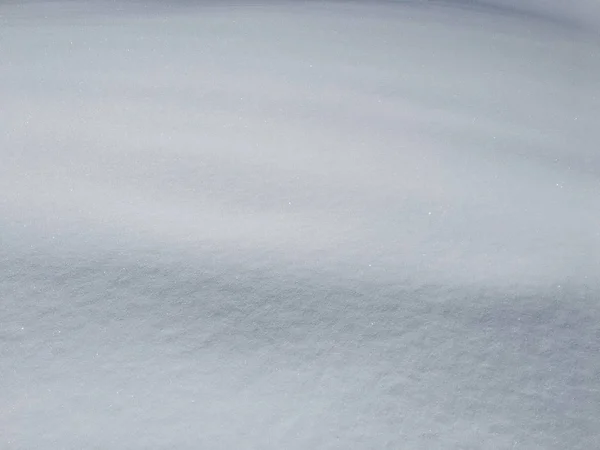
[1,1,599,449]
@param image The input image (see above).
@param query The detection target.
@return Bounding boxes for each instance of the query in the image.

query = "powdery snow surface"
[1,1,599,448]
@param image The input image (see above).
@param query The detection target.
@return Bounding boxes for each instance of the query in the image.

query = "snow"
[1,1,599,448]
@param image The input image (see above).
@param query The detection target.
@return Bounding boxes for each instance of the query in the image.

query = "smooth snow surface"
[1,1,599,448]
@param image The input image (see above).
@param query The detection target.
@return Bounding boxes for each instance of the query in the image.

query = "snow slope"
[1,1,599,448]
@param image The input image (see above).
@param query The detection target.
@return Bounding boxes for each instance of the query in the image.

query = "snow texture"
[1,1,599,449]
